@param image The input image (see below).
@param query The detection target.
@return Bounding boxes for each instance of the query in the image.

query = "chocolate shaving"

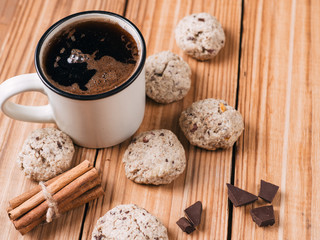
[227,183,258,207]
[184,201,202,226]
[176,217,195,234]
[258,180,279,203]
[250,205,275,227]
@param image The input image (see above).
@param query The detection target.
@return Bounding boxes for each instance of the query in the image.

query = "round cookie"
[146,51,191,103]
[92,204,168,240]
[179,99,244,150]
[175,12,225,60]
[122,129,186,185]
[17,128,75,181]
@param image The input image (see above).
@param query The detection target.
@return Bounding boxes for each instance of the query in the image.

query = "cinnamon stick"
[58,185,104,212]
[18,185,104,235]
[8,170,69,211]
[8,160,92,220]
[13,168,100,230]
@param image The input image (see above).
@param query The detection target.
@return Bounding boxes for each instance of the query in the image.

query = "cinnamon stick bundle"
[7,160,104,235]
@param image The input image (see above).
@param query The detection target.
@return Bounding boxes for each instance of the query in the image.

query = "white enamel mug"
[0,11,146,148]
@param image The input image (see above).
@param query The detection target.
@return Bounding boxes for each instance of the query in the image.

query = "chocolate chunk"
[176,217,195,234]
[94,235,104,240]
[184,201,202,226]
[227,183,258,207]
[190,123,198,133]
[258,180,279,203]
[250,205,275,227]
[206,49,215,54]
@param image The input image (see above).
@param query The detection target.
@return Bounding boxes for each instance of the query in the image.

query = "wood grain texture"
[1,0,318,239]
[0,0,19,44]
[233,0,320,239]
[81,0,242,239]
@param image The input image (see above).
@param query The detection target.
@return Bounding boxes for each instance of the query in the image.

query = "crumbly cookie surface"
[122,129,186,185]
[91,204,169,240]
[146,51,191,103]
[175,12,225,60]
[179,99,244,150]
[17,128,74,181]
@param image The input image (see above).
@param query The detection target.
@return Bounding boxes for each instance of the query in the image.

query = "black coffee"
[43,19,139,95]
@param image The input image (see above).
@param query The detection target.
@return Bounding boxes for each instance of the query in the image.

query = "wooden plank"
[233,0,320,239]
[0,0,125,239]
[0,0,19,44]
[81,0,242,239]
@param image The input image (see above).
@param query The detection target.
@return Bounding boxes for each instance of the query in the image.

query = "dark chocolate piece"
[250,205,275,227]
[258,180,279,203]
[176,217,195,234]
[184,201,202,226]
[227,183,258,207]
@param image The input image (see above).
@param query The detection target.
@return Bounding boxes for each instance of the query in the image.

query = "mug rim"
[35,10,146,101]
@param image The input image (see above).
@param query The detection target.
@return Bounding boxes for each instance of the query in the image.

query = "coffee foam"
[51,48,135,95]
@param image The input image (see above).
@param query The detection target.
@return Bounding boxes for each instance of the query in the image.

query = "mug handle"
[0,73,55,123]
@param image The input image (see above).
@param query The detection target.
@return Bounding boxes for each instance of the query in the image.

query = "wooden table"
[0,0,319,239]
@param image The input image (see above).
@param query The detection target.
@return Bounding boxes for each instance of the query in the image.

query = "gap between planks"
[78,149,101,239]
[227,0,245,240]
